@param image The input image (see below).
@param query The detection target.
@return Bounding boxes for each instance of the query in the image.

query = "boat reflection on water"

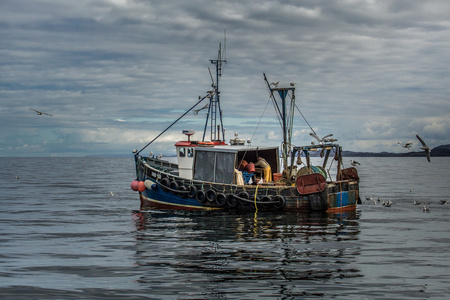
[131,210,362,298]
[133,209,359,240]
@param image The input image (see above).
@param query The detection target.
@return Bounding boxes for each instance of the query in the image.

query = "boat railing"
[140,156,358,194]
[145,156,178,169]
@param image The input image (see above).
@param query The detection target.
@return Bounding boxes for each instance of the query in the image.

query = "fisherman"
[254,157,272,182]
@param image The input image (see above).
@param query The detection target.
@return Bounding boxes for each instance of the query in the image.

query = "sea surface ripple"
[0,157,449,299]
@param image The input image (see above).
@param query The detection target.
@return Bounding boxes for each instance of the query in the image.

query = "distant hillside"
[431,144,450,156]
[86,145,450,158]
[343,144,450,157]
[85,153,134,157]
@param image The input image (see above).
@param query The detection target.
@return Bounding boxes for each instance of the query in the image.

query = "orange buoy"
[131,180,139,191]
[138,181,146,192]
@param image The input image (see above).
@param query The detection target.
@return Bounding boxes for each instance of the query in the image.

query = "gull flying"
[416,135,431,162]
[270,81,279,87]
[193,103,209,115]
[310,133,334,145]
[397,141,413,149]
[29,108,53,116]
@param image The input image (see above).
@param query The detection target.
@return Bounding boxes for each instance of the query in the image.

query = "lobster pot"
[245,163,255,172]
[273,173,282,181]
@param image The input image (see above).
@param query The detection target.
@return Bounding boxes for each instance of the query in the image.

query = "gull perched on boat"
[29,108,53,116]
[416,135,431,162]
[270,81,279,87]
[310,133,333,145]
[350,160,360,167]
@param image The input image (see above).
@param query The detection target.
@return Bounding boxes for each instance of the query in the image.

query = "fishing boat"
[132,45,360,212]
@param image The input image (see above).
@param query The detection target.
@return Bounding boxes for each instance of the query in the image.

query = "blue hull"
[139,180,223,211]
[136,176,358,212]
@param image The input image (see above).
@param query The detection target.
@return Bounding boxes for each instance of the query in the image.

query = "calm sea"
[0,156,449,299]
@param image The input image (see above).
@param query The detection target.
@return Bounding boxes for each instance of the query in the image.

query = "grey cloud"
[1,0,449,156]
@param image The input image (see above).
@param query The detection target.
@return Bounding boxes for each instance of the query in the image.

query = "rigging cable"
[236,97,271,169]
[251,97,271,142]
[263,77,283,130]
[136,93,211,155]
[294,102,316,136]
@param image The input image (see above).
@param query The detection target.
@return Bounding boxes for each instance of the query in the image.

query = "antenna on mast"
[208,67,215,86]
[203,43,227,143]
[223,29,227,62]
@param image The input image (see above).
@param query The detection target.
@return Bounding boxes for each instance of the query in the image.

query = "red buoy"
[131,180,139,191]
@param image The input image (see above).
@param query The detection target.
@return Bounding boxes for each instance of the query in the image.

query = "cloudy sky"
[1,0,449,157]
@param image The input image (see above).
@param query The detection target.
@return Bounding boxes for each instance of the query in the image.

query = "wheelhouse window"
[179,147,186,157]
[187,148,194,157]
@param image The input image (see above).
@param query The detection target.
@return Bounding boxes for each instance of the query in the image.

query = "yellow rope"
[254,185,259,212]
[253,185,259,234]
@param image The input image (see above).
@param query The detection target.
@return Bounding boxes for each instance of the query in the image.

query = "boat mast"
[203,43,226,142]
[263,74,295,175]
